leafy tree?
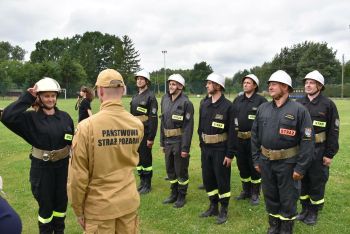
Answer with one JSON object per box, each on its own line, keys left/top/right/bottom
{"left": 189, "top": 61, "right": 213, "bottom": 94}
{"left": 0, "top": 61, "right": 14, "bottom": 96}
{"left": 30, "top": 38, "right": 69, "bottom": 62}
{"left": 0, "top": 41, "right": 26, "bottom": 61}
{"left": 59, "top": 52, "right": 87, "bottom": 96}
{"left": 344, "top": 60, "right": 350, "bottom": 84}
{"left": 233, "top": 41, "right": 342, "bottom": 92}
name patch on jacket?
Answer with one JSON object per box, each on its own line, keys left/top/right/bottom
{"left": 284, "top": 114, "right": 295, "bottom": 120}
{"left": 313, "top": 120, "right": 326, "bottom": 128}
{"left": 212, "top": 122, "right": 224, "bottom": 129}
{"left": 279, "top": 128, "right": 296, "bottom": 136}
{"left": 137, "top": 106, "right": 147, "bottom": 113}
{"left": 64, "top": 134, "right": 73, "bottom": 141}
{"left": 98, "top": 129, "right": 140, "bottom": 146}
{"left": 248, "top": 115, "right": 256, "bottom": 120}
{"left": 172, "top": 115, "right": 183, "bottom": 121}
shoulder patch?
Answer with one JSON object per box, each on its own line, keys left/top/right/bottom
{"left": 152, "top": 108, "right": 157, "bottom": 114}
{"left": 185, "top": 112, "right": 191, "bottom": 120}
{"left": 214, "top": 114, "right": 224, "bottom": 120}
{"left": 304, "top": 128, "right": 312, "bottom": 138}
{"left": 335, "top": 119, "right": 340, "bottom": 127}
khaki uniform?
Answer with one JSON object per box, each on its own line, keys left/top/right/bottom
{"left": 68, "top": 100, "right": 144, "bottom": 228}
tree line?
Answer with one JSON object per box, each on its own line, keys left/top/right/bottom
{"left": 1, "top": 37, "right": 349, "bottom": 97}
{"left": 0, "top": 32, "right": 140, "bottom": 97}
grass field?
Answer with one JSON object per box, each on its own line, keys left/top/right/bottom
{"left": 0, "top": 96, "right": 349, "bottom": 234}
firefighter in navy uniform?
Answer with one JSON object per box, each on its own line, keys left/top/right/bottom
{"left": 160, "top": 74, "right": 194, "bottom": 208}
{"left": 251, "top": 70, "right": 314, "bottom": 234}
{"left": 296, "top": 70, "right": 339, "bottom": 225}
{"left": 197, "top": 94, "right": 211, "bottom": 190}
{"left": 232, "top": 74, "right": 267, "bottom": 205}
{"left": 130, "top": 70, "right": 158, "bottom": 194}
{"left": 198, "top": 73, "right": 238, "bottom": 224}
{"left": 1, "top": 77, "right": 74, "bottom": 234}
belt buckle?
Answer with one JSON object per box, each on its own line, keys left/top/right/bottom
{"left": 42, "top": 153, "right": 50, "bottom": 161}
{"left": 266, "top": 149, "right": 271, "bottom": 158}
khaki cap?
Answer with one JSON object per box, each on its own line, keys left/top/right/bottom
{"left": 95, "top": 69, "right": 125, "bottom": 88}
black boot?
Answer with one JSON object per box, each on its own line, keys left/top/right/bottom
{"left": 303, "top": 205, "right": 318, "bottom": 225}
{"left": 267, "top": 216, "right": 280, "bottom": 234}
{"left": 174, "top": 183, "right": 188, "bottom": 208}
{"left": 39, "top": 221, "right": 54, "bottom": 234}
{"left": 139, "top": 173, "right": 152, "bottom": 194}
{"left": 235, "top": 181, "right": 251, "bottom": 200}
{"left": 296, "top": 203, "right": 309, "bottom": 221}
{"left": 250, "top": 183, "right": 260, "bottom": 206}
{"left": 137, "top": 174, "right": 145, "bottom": 192}
{"left": 52, "top": 216, "right": 65, "bottom": 234}
{"left": 216, "top": 204, "right": 228, "bottom": 224}
{"left": 280, "top": 220, "right": 294, "bottom": 234}
{"left": 173, "top": 193, "right": 186, "bottom": 208}
{"left": 200, "top": 196, "right": 219, "bottom": 217}
{"left": 163, "top": 183, "right": 178, "bottom": 204}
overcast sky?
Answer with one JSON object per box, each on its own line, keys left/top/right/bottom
{"left": 1, "top": 0, "right": 349, "bottom": 77}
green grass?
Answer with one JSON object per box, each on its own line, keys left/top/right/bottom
{"left": 0, "top": 96, "right": 349, "bottom": 234}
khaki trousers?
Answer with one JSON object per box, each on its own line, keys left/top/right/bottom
{"left": 84, "top": 211, "right": 139, "bottom": 234}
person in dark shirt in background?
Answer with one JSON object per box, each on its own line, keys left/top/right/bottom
{"left": 76, "top": 86, "right": 94, "bottom": 123}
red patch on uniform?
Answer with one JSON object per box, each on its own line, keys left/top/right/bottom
{"left": 279, "top": 128, "right": 296, "bottom": 136}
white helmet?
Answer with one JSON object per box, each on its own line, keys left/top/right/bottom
{"left": 268, "top": 70, "right": 293, "bottom": 90}
{"left": 36, "top": 77, "right": 61, "bottom": 93}
{"left": 304, "top": 70, "right": 324, "bottom": 86}
{"left": 243, "top": 74, "right": 259, "bottom": 87}
{"left": 135, "top": 70, "right": 151, "bottom": 82}
{"left": 206, "top": 73, "right": 225, "bottom": 89}
{"left": 168, "top": 74, "right": 185, "bottom": 87}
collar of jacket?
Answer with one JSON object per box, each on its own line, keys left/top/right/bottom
{"left": 241, "top": 92, "right": 257, "bottom": 102}
{"left": 167, "top": 90, "right": 183, "bottom": 102}
{"left": 301, "top": 93, "right": 323, "bottom": 105}
{"left": 209, "top": 93, "right": 225, "bottom": 108}
{"left": 272, "top": 97, "right": 290, "bottom": 108}
{"left": 37, "top": 106, "right": 61, "bottom": 120}
{"left": 100, "top": 100, "right": 123, "bottom": 111}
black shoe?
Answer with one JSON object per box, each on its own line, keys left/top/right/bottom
{"left": 296, "top": 205, "right": 309, "bottom": 221}
{"left": 216, "top": 206, "right": 228, "bottom": 224}
{"left": 267, "top": 216, "right": 280, "bottom": 234}
{"left": 139, "top": 186, "right": 151, "bottom": 194}
{"left": 235, "top": 191, "right": 251, "bottom": 200}
{"left": 250, "top": 194, "right": 259, "bottom": 206}
{"left": 163, "top": 194, "right": 177, "bottom": 204}
{"left": 280, "top": 220, "right": 294, "bottom": 234}
{"left": 303, "top": 206, "right": 318, "bottom": 225}
{"left": 199, "top": 203, "right": 219, "bottom": 217}
{"left": 173, "top": 194, "right": 186, "bottom": 208}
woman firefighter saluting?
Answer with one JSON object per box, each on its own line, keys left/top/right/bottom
{"left": 1, "top": 77, "right": 74, "bottom": 234}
